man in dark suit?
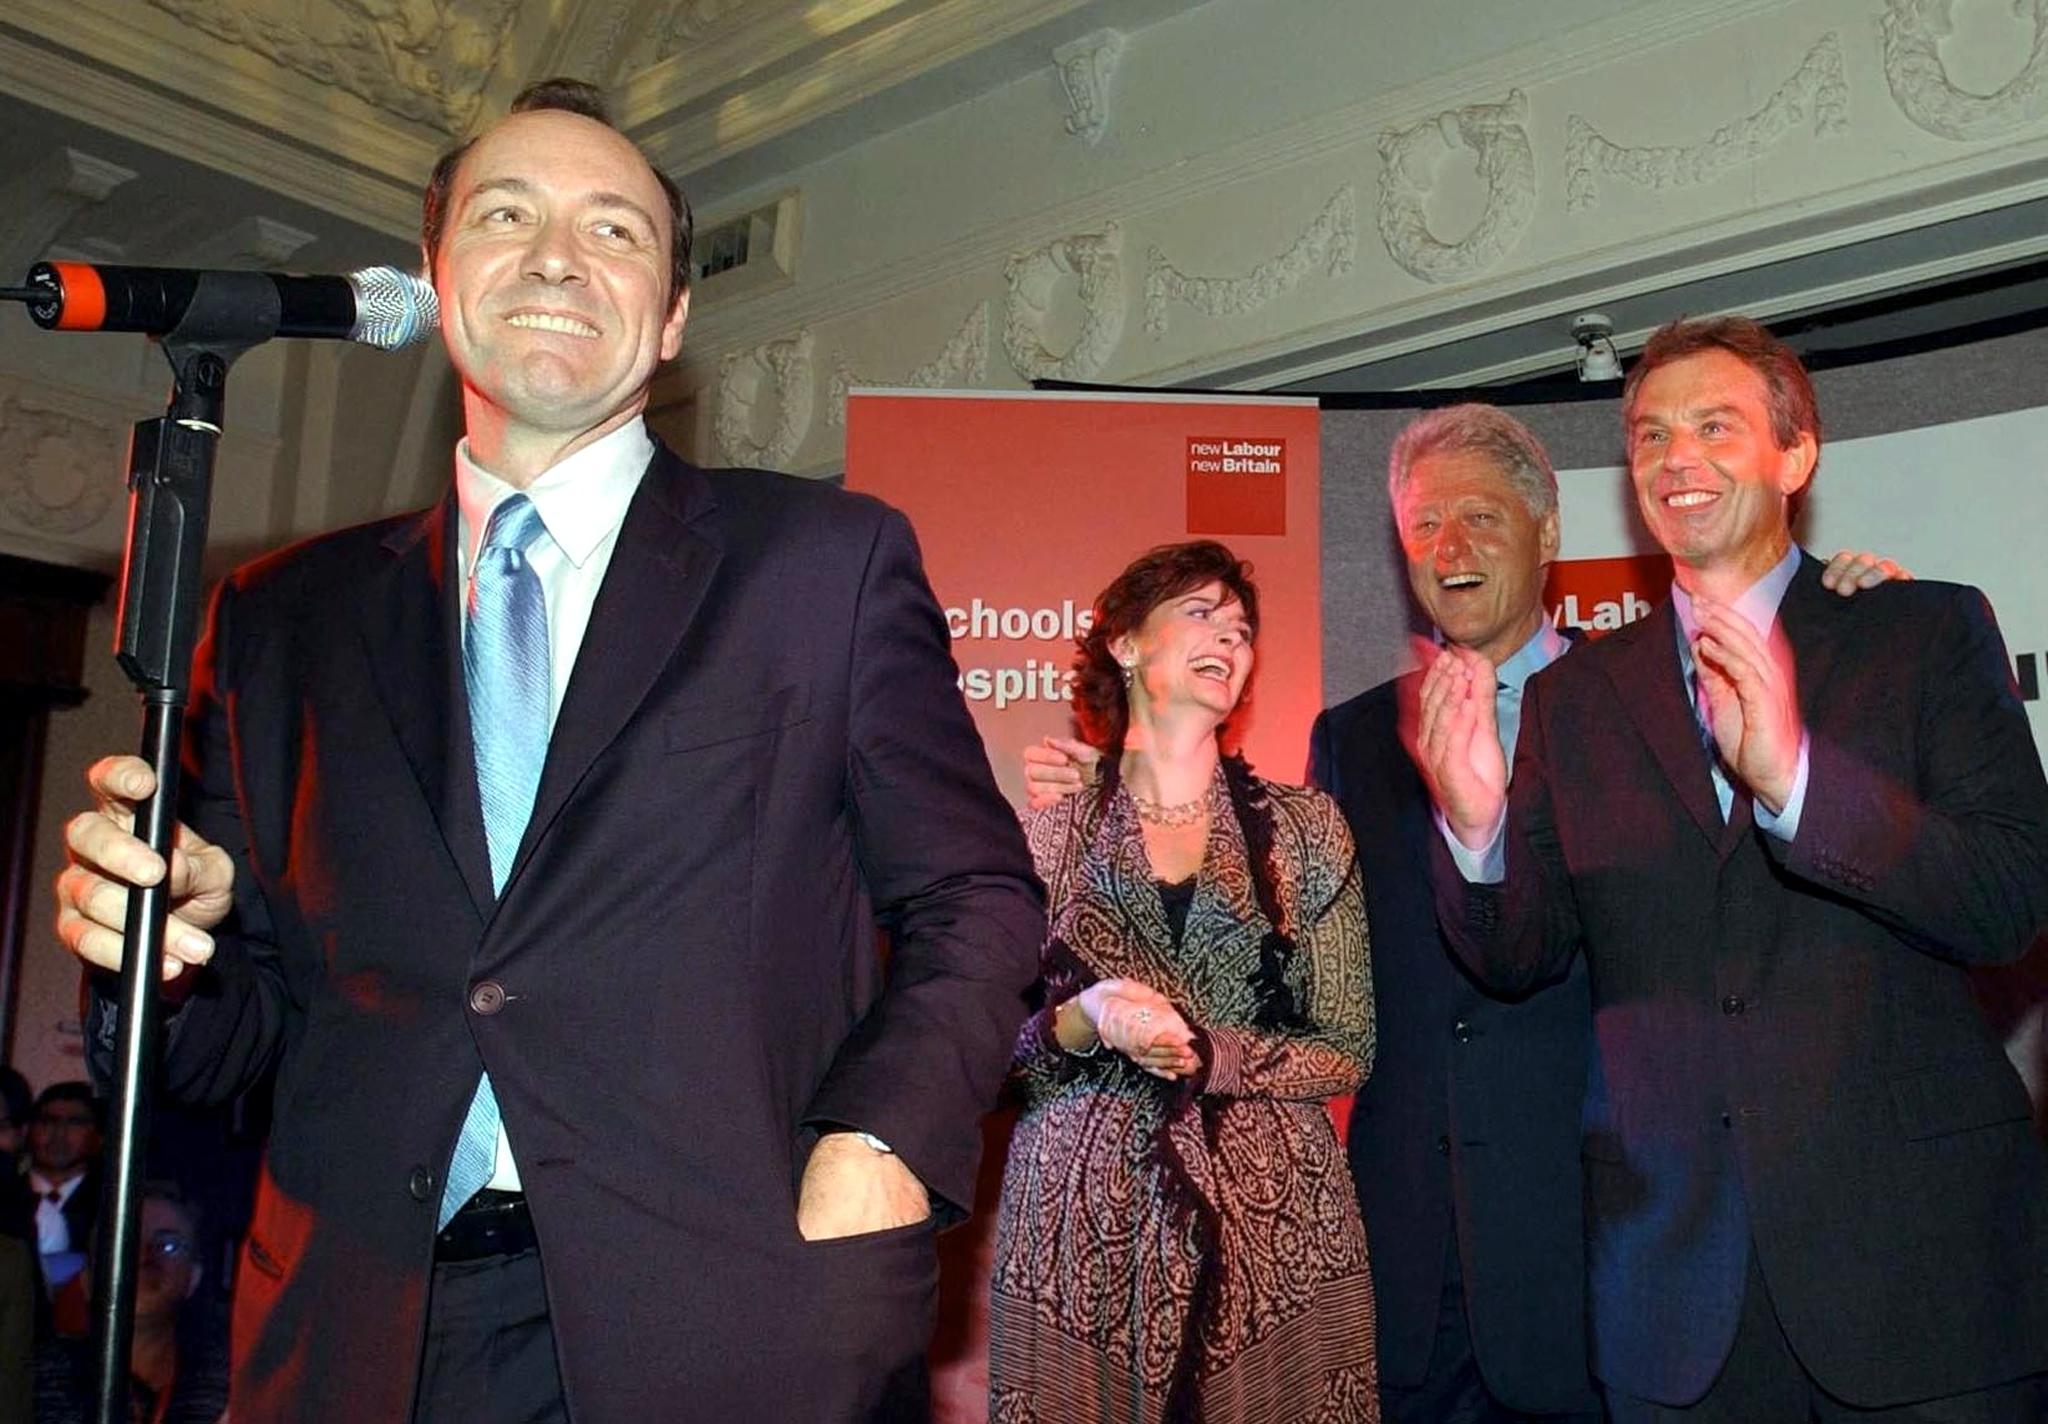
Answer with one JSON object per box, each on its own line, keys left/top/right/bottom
{"left": 1311, "top": 405, "right": 1600, "bottom": 1424}
{"left": 10, "top": 1084, "right": 103, "bottom": 1301}
{"left": 1423, "top": 316, "right": 2048, "bottom": 1421}
{"left": 53, "top": 78, "right": 1043, "bottom": 1423}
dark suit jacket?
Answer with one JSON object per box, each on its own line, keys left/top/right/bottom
{"left": 90, "top": 446, "right": 1044, "bottom": 1423}
{"left": 0, "top": 1167, "right": 99, "bottom": 1259}
{"left": 1437, "top": 555, "right": 2048, "bottom": 1408}
{"left": 1312, "top": 675, "right": 1595, "bottom": 1415}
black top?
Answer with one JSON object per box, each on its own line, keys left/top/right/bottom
{"left": 1156, "top": 877, "right": 1196, "bottom": 947}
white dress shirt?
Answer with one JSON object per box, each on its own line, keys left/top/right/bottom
{"left": 28, "top": 1171, "right": 82, "bottom": 1254}
{"left": 453, "top": 417, "right": 655, "bottom": 1190}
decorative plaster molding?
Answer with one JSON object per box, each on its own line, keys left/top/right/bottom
{"left": 1052, "top": 28, "right": 1124, "bottom": 145}
{"left": 144, "top": 0, "right": 520, "bottom": 134}
{"left": 179, "top": 216, "right": 318, "bottom": 269}
{"left": 680, "top": 0, "right": 2048, "bottom": 393}
{"left": 0, "top": 24, "right": 425, "bottom": 241}
{"left": 629, "top": 0, "right": 1098, "bottom": 176}
{"left": 715, "top": 328, "right": 815, "bottom": 469}
{"left": 1881, "top": 0, "right": 2048, "bottom": 141}
{"left": 629, "top": 0, "right": 753, "bottom": 76}
{"left": 1002, "top": 224, "right": 1125, "bottom": 381}
{"left": 554, "top": 1, "right": 634, "bottom": 81}
{"left": 1376, "top": 89, "right": 1536, "bottom": 285}
{"left": 650, "top": 0, "right": 1849, "bottom": 351}
{"left": 0, "top": 146, "right": 136, "bottom": 282}
{"left": 1143, "top": 186, "right": 1355, "bottom": 337}
{"left": 1567, "top": 33, "right": 1847, "bottom": 211}
{"left": 826, "top": 303, "right": 989, "bottom": 428}
{"left": 0, "top": 395, "right": 122, "bottom": 538}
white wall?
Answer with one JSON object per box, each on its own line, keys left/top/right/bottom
{"left": 672, "top": 0, "right": 2048, "bottom": 472}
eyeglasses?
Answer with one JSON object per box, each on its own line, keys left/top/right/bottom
{"left": 143, "top": 1233, "right": 194, "bottom": 1263}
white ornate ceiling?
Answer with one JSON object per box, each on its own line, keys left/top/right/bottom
{"left": 0, "top": 0, "right": 1181, "bottom": 273}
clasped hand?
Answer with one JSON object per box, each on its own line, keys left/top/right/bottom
{"left": 1076, "top": 978, "right": 1200, "bottom": 1080}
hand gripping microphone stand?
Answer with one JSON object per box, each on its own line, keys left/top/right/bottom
{"left": 0, "top": 262, "right": 431, "bottom": 1424}
{"left": 91, "top": 273, "right": 279, "bottom": 1424}
{"left": 3, "top": 259, "right": 435, "bottom": 1423}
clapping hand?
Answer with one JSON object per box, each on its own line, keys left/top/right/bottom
{"left": 1691, "top": 598, "right": 1803, "bottom": 814}
{"left": 1415, "top": 644, "right": 1507, "bottom": 848}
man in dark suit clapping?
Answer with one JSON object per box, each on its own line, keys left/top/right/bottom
{"left": 1425, "top": 317, "right": 2048, "bottom": 1422}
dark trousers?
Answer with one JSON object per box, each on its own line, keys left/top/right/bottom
{"left": 1605, "top": 1251, "right": 2046, "bottom": 1424}
{"left": 410, "top": 1247, "right": 568, "bottom": 1424}
{"left": 1381, "top": 1232, "right": 1603, "bottom": 1424}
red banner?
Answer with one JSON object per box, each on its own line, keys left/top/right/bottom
{"left": 846, "top": 391, "right": 1324, "bottom": 802}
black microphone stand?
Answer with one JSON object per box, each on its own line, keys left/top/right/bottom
{"left": 90, "top": 273, "right": 282, "bottom": 1424}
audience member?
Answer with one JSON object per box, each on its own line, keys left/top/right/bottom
{"left": 34, "top": 1181, "right": 229, "bottom": 1424}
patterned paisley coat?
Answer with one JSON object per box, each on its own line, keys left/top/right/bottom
{"left": 989, "top": 767, "right": 1379, "bottom": 1423}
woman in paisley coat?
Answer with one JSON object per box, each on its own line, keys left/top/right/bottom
{"left": 989, "top": 540, "right": 1378, "bottom": 1424}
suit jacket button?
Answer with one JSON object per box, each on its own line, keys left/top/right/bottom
{"left": 1452, "top": 1019, "right": 1473, "bottom": 1043}
{"left": 1436, "top": 1134, "right": 1450, "bottom": 1155}
{"left": 1721, "top": 994, "right": 1746, "bottom": 1016}
{"left": 469, "top": 981, "right": 507, "bottom": 1016}
{"left": 408, "top": 1166, "right": 436, "bottom": 1202}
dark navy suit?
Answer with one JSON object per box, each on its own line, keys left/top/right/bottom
{"left": 1436, "top": 558, "right": 2048, "bottom": 1409}
{"left": 1313, "top": 664, "right": 1598, "bottom": 1420}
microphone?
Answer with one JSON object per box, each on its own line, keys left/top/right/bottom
{"left": 2, "top": 262, "right": 440, "bottom": 350}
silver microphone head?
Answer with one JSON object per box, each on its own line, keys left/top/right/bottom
{"left": 347, "top": 266, "right": 440, "bottom": 350}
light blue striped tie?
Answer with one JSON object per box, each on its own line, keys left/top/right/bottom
{"left": 442, "top": 493, "right": 550, "bottom": 1229}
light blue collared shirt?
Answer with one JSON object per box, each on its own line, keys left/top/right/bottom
{"left": 1493, "top": 619, "right": 1573, "bottom": 767}
{"left": 1670, "top": 541, "right": 1810, "bottom": 839}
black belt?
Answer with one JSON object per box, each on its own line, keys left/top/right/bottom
{"left": 434, "top": 1188, "right": 536, "bottom": 1263}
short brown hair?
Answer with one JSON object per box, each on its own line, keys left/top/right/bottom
{"left": 1623, "top": 315, "right": 1821, "bottom": 463}
{"left": 420, "top": 78, "right": 694, "bottom": 305}
{"left": 1071, "top": 540, "right": 1260, "bottom": 755}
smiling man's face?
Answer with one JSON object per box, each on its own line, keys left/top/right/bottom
{"left": 1626, "top": 347, "right": 1814, "bottom": 585}
{"left": 432, "top": 107, "right": 688, "bottom": 477}
{"left": 1396, "top": 447, "right": 1559, "bottom": 666}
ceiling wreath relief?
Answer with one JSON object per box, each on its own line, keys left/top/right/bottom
{"left": 715, "top": 328, "right": 815, "bottom": 470}
{"left": 0, "top": 394, "right": 122, "bottom": 538}
{"left": 146, "top": 0, "right": 520, "bottom": 133}
{"left": 826, "top": 303, "right": 990, "bottom": 429}
{"left": 1002, "top": 223, "right": 1126, "bottom": 381}
{"left": 1376, "top": 89, "right": 1535, "bottom": 285}
{"left": 1566, "top": 33, "right": 1847, "bottom": 211}
{"left": 1881, "top": 0, "right": 2048, "bottom": 140}
{"left": 1143, "top": 185, "right": 1355, "bottom": 337}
